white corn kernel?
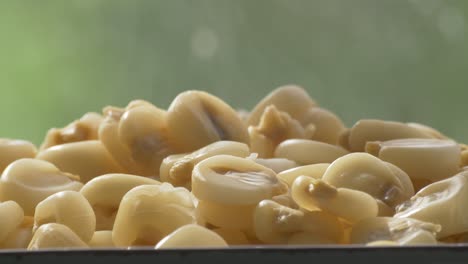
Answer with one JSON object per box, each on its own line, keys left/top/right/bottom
{"left": 166, "top": 91, "right": 249, "bottom": 153}
{"left": 247, "top": 85, "right": 316, "bottom": 127}
{"left": 40, "top": 112, "right": 103, "bottom": 150}
{"left": 350, "top": 217, "right": 440, "bottom": 245}
{"left": 300, "top": 107, "right": 346, "bottom": 145}
{"left": 366, "top": 139, "right": 461, "bottom": 186}
{"left": 322, "top": 153, "right": 414, "bottom": 208}
{"left": 292, "top": 176, "right": 378, "bottom": 223}
{"left": 342, "top": 119, "right": 434, "bottom": 152}
{"left": 254, "top": 200, "right": 344, "bottom": 244}
{"left": 0, "top": 159, "right": 83, "bottom": 216}
{"left": 0, "top": 139, "right": 37, "bottom": 175}
{"left": 0, "top": 201, "right": 24, "bottom": 244}
{"left": 276, "top": 163, "right": 329, "bottom": 187}
{"left": 395, "top": 171, "right": 468, "bottom": 238}
{"left": 160, "top": 141, "right": 249, "bottom": 188}
{"left": 275, "top": 139, "right": 349, "bottom": 165}
{"left": 248, "top": 105, "right": 309, "bottom": 158}
{"left": 36, "top": 140, "right": 125, "bottom": 183}
{"left": 155, "top": 224, "right": 228, "bottom": 249}
{"left": 88, "top": 231, "right": 115, "bottom": 248}
{"left": 33, "top": 191, "right": 95, "bottom": 242}
{"left": 80, "top": 173, "right": 161, "bottom": 230}
{"left": 112, "top": 183, "right": 197, "bottom": 247}
{"left": 28, "top": 223, "right": 88, "bottom": 250}
{"left": 192, "top": 155, "right": 287, "bottom": 205}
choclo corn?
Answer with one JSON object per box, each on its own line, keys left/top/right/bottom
{"left": 0, "top": 85, "right": 467, "bottom": 250}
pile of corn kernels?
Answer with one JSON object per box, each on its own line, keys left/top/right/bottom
{"left": 1, "top": 85, "right": 468, "bottom": 250}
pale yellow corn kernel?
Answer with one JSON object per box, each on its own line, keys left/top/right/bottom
{"left": 291, "top": 176, "right": 378, "bottom": 223}
{"left": 366, "top": 240, "right": 399, "bottom": 246}
{"left": 196, "top": 200, "right": 255, "bottom": 231}
{"left": 0, "top": 159, "right": 83, "bottom": 216}
{"left": 343, "top": 119, "right": 434, "bottom": 152}
{"left": 33, "top": 191, "right": 95, "bottom": 243}
{"left": 80, "top": 173, "right": 161, "bottom": 230}
{"left": 253, "top": 200, "right": 344, "bottom": 244}
{"left": 0, "top": 138, "right": 37, "bottom": 174}
{"left": 0, "top": 216, "right": 34, "bottom": 249}
{"left": 166, "top": 91, "right": 249, "bottom": 153}
{"left": 350, "top": 217, "right": 440, "bottom": 245}
{"left": 300, "top": 107, "right": 346, "bottom": 145}
{"left": 252, "top": 158, "right": 298, "bottom": 173}
{"left": 395, "top": 171, "right": 468, "bottom": 238}
{"left": 191, "top": 155, "right": 287, "bottom": 205}
{"left": 88, "top": 231, "right": 115, "bottom": 248}
{"left": 112, "top": 183, "right": 197, "bottom": 247}
{"left": 276, "top": 163, "right": 329, "bottom": 187}
{"left": 212, "top": 228, "right": 250, "bottom": 245}
{"left": 0, "top": 201, "right": 24, "bottom": 244}
{"left": 247, "top": 85, "right": 316, "bottom": 127}
{"left": 366, "top": 139, "right": 461, "bottom": 184}
{"left": 247, "top": 105, "right": 309, "bottom": 158}
{"left": 160, "top": 141, "right": 250, "bottom": 188}
{"left": 248, "top": 126, "right": 276, "bottom": 158}
{"left": 118, "top": 105, "right": 176, "bottom": 176}
{"left": 40, "top": 112, "right": 103, "bottom": 151}
{"left": 28, "top": 223, "right": 89, "bottom": 250}
{"left": 275, "top": 139, "right": 349, "bottom": 165}
{"left": 321, "top": 153, "right": 414, "bottom": 208}
{"left": 155, "top": 224, "right": 228, "bottom": 249}
{"left": 99, "top": 106, "right": 146, "bottom": 176}
{"left": 36, "top": 140, "right": 125, "bottom": 183}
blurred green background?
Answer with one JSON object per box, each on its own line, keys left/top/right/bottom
{"left": 1, "top": 0, "right": 467, "bottom": 145}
